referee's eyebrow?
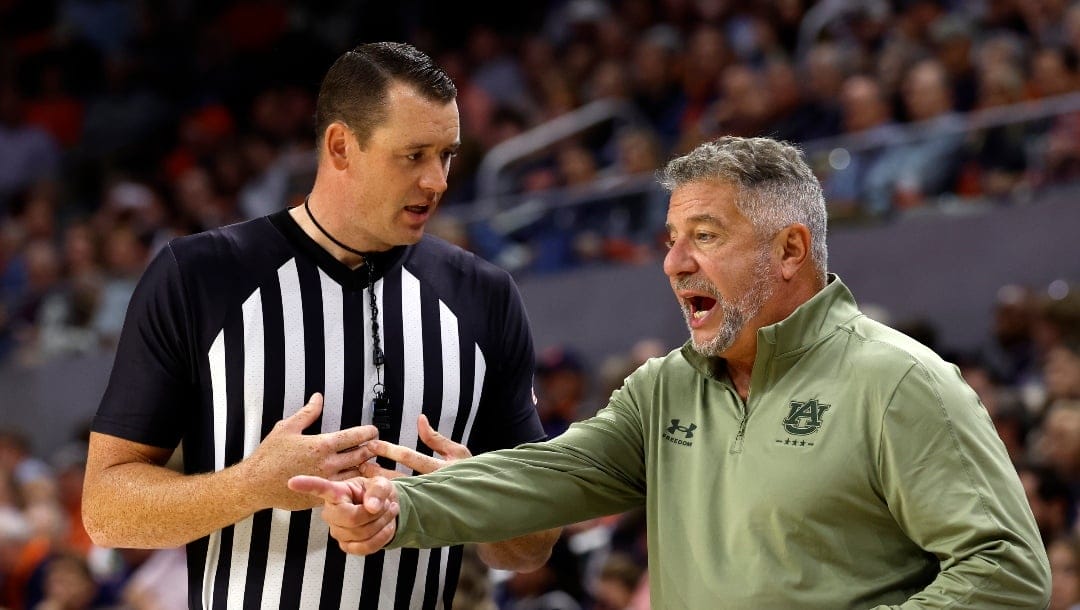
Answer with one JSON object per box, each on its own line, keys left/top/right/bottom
{"left": 403, "top": 141, "right": 461, "bottom": 151}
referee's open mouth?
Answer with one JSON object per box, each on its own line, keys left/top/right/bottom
{"left": 404, "top": 203, "right": 433, "bottom": 222}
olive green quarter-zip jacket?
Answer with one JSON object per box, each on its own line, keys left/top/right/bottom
{"left": 389, "top": 277, "right": 1050, "bottom": 609}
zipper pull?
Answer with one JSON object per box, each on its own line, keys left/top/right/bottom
{"left": 730, "top": 415, "right": 748, "bottom": 454}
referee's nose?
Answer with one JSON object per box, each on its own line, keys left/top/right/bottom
{"left": 418, "top": 157, "right": 449, "bottom": 196}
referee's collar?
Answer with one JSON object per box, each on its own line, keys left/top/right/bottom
{"left": 269, "top": 209, "right": 408, "bottom": 290}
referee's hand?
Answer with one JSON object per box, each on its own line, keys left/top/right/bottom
{"left": 360, "top": 414, "right": 471, "bottom": 478}
{"left": 243, "top": 393, "right": 379, "bottom": 511}
{"left": 287, "top": 474, "right": 399, "bottom": 555}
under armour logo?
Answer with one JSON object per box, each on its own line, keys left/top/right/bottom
{"left": 666, "top": 419, "right": 697, "bottom": 439}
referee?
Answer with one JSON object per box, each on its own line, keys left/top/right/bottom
{"left": 82, "top": 42, "right": 558, "bottom": 609}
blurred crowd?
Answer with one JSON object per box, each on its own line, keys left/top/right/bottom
{"left": 5, "top": 0, "right": 1080, "bottom": 364}
{"left": 3, "top": 0, "right": 1080, "bottom": 608}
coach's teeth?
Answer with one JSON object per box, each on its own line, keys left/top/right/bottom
{"left": 693, "top": 310, "right": 708, "bottom": 320}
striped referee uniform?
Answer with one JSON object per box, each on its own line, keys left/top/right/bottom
{"left": 93, "top": 210, "right": 545, "bottom": 609}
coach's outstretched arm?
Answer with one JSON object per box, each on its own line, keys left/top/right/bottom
{"left": 293, "top": 393, "right": 648, "bottom": 555}
{"left": 338, "top": 413, "right": 560, "bottom": 572}
{"left": 83, "top": 393, "right": 378, "bottom": 549}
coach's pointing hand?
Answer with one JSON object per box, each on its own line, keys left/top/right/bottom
{"left": 288, "top": 475, "right": 399, "bottom": 555}
{"left": 243, "top": 393, "right": 379, "bottom": 511}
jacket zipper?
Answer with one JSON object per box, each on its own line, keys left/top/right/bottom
{"left": 730, "top": 413, "right": 748, "bottom": 454}
{"left": 730, "top": 393, "right": 749, "bottom": 454}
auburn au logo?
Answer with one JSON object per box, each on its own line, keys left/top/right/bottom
{"left": 782, "top": 399, "right": 830, "bottom": 435}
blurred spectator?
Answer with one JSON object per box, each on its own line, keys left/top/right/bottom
{"left": 678, "top": 25, "right": 727, "bottom": 131}
{"left": 5, "top": 239, "right": 63, "bottom": 362}
{"left": 2, "top": 506, "right": 52, "bottom": 610}
{"left": 590, "top": 553, "right": 643, "bottom": 610}
{"left": 115, "top": 548, "right": 187, "bottom": 610}
{"left": 468, "top": 25, "right": 531, "bottom": 112}
{"left": 783, "top": 41, "right": 847, "bottom": 141}
{"left": 58, "top": 0, "right": 136, "bottom": 56}
{"left": 958, "top": 357, "right": 1030, "bottom": 462}
{"left": 1046, "top": 347, "right": 1080, "bottom": 402}
{"left": 630, "top": 25, "right": 685, "bottom": 149}
{"left": 821, "top": 74, "right": 904, "bottom": 218}
{"left": 982, "top": 284, "right": 1040, "bottom": 387}
{"left": 452, "top": 545, "right": 498, "bottom": 610}
{"left": 929, "top": 14, "right": 978, "bottom": 113}
{"left": 34, "top": 551, "right": 102, "bottom": 610}
{"left": 863, "top": 58, "right": 965, "bottom": 214}
{"left": 50, "top": 443, "right": 90, "bottom": 557}
{"left": 535, "top": 346, "right": 589, "bottom": 439}
{"left": 238, "top": 136, "right": 318, "bottom": 221}
{"left": 692, "top": 63, "right": 770, "bottom": 146}
{"left": 500, "top": 535, "right": 585, "bottom": 610}
{"left": 958, "top": 62, "right": 1030, "bottom": 199}
{"left": 23, "top": 62, "right": 85, "bottom": 149}
{"left": 28, "top": 222, "right": 102, "bottom": 362}
{"left": 0, "top": 507, "right": 32, "bottom": 609}
{"left": 77, "top": 53, "right": 171, "bottom": 162}
{"left": 1019, "top": 464, "right": 1072, "bottom": 545}
{"left": 1048, "top": 534, "right": 1080, "bottom": 610}
{"left": 0, "top": 86, "right": 60, "bottom": 212}
{"left": 90, "top": 224, "right": 147, "bottom": 347}
{"left": 598, "top": 338, "right": 669, "bottom": 408}
{"left": 0, "top": 429, "right": 53, "bottom": 507}
{"left": 1038, "top": 400, "right": 1080, "bottom": 497}
{"left": 1035, "top": 282, "right": 1080, "bottom": 357}
{"left": 586, "top": 59, "right": 634, "bottom": 105}
{"left": 592, "top": 126, "right": 668, "bottom": 259}
{"left": 1029, "top": 46, "right": 1078, "bottom": 100}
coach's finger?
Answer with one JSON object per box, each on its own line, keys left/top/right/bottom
{"left": 288, "top": 475, "right": 355, "bottom": 505}
{"left": 338, "top": 505, "right": 399, "bottom": 556}
{"left": 327, "top": 501, "right": 399, "bottom": 542}
{"left": 367, "top": 440, "right": 442, "bottom": 475}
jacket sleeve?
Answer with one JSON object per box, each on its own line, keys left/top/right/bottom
{"left": 871, "top": 362, "right": 1050, "bottom": 609}
{"left": 387, "top": 390, "right": 647, "bottom": 549}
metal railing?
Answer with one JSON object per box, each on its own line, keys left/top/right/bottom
{"left": 473, "top": 98, "right": 648, "bottom": 215}
{"left": 461, "top": 90, "right": 1080, "bottom": 239}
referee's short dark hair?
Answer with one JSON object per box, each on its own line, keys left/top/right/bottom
{"left": 315, "top": 42, "right": 457, "bottom": 145}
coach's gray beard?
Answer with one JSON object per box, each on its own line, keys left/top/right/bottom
{"left": 678, "top": 254, "right": 774, "bottom": 358}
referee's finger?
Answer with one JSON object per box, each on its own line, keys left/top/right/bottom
{"left": 359, "top": 462, "right": 406, "bottom": 480}
{"left": 329, "top": 425, "right": 379, "bottom": 453}
{"left": 417, "top": 414, "right": 470, "bottom": 460}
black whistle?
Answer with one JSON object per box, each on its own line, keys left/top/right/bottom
{"left": 372, "top": 393, "right": 392, "bottom": 432}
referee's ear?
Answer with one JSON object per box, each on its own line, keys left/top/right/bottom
{"left": 324, "top": 122, "right": 352, "bottom": 171}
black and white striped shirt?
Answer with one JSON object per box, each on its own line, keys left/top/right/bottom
{"left": 93, "top": 210, "right": 545, "bottom": 609}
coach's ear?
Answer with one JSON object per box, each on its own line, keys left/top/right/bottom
{"left": 776, "top": 223, "right": 810, "bottom": 281}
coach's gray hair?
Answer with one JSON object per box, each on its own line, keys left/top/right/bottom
{"left": 659, "top": 136, "right": 828, "bottom": 284}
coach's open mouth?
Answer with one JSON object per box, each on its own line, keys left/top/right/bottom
{"left": 689, "top": 296, "right": 717, "bottom": 321}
